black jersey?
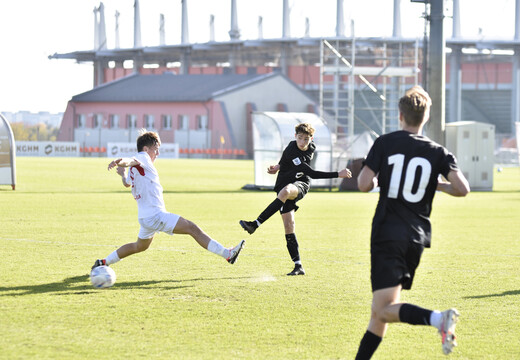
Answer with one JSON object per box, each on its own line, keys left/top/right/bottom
{"left": 274, "top": 140, "right": 339, "bottom": 193}
{"left": 364, "top": 130, "right": 459, "bottom": 248}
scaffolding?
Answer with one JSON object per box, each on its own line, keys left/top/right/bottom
{"left": 319, "top": 38, "right": 420, "bottom": 163}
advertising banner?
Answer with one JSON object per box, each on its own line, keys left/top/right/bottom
{"left": 0, "top": 114, "right": 16, "bottom": 189}
{"left": 16, "top": 141, "right": 80, "bottom": 157}
{"left": 107, "top": 142, "right": 179, "bottom": 159}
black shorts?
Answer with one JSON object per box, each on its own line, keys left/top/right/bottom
{"left": 279, "top": 181, "right": 308, "bottom": 214}
{"left": 370, "top": 239, "right": 424, "bottom": 292}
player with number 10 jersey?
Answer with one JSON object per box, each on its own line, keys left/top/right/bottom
{"left": 364, "top": 131, "right": 459, "bottom": 248}
{"left": 354, "top": 86, "right": 470, "bottom": 359}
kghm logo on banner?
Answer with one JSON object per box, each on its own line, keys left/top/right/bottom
{"left": 16, "top": 141, "right": 80, "bottom": 157}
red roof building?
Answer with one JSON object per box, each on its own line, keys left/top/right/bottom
{"left": 58, "top": 72, "right": 319, "bottom": 157}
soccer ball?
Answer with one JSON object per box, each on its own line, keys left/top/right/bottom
{"left": 90, "top": 265, "right": 116, "bottom": 288}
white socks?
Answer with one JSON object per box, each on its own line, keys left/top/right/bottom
{"left": 430, "top": 310, "right": 442, "bottom": 330}
{"left": 207, "top": 239, "right": 228, "bottom": 259}
{"left": 104, "top": 240, "right": 229, "bottom": 264}
{"left": 105, "top": 250, "right": 121, "bottom": 265}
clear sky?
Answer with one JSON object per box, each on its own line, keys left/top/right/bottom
{"left": 0, "top": 0, "right": 516, "bottom": 114}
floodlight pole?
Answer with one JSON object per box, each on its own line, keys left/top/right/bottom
{"left": 428, "top": 0, "right": 446, "bottom": 146}
{"left": 421, "top": 4, "right": 429, "bottom": 90}
{"left": 412, "top": 0, "right": 446, "bottom": 145}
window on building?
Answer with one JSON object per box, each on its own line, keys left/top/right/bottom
{"left": 127, "top": 114, "right": 137, "bottom": 129}
{"left": 77, "top": 114, "right": 86, "bottom": 128}
{"left": 178, "top": 115, "right": 189, "bottom": 130}
{"left": 93, "top": 114, "right": 103, "bottom": 128}
{"left": 109, "top": 114, "right": 119, "bottom": 129}
{"left": 197, "top": 115, "right": 208, "bottom": 130}
{"left": 162, "top": 115, "right": 172, "bottom": 130}
{"left": 144, "top": 114, "right": 155, "bottom": 129}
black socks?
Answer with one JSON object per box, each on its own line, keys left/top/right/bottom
{"left": 355, "top": 331, "right": 382, "bottom": 360}
{"left": 355, "top": 305, "right": 433, "bottom": 359}
{"left": 285, "top": 233, "right": 300, "bottom": 263}
{"left": 257, "top": 198, "right": 284, "bottom": 224}
{"left": 399, "top": 304, "right": 432, "bottom": 326}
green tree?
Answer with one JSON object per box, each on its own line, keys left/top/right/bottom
{"left": 10, "top": 122, "right": 58, "bottom": 141}
{"left": 10, "top": 122, "right": 30, "bottom": 140}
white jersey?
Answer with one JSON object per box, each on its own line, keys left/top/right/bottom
{"left": 126, "top": 152, "right": 167, "bottom": 219}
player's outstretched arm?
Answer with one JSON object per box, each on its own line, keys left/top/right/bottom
{"left": 338, "top": 168, "right": 352, "bottom": 178}
{"left": 108, "top": 157, "right": 139, "bottom": 171}
{"left": 437, "top": 170, "right": 470, "bottom": 197}
{"left": 294, "top": 161, "right": 344, "bottom": 180}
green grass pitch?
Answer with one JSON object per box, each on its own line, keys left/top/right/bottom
{"left": 1, "top": 157, "right": 519, "bottom": 359}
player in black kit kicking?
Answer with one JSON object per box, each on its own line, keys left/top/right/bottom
{"left": 354, "top": 86, "right": 470, "bottom": 359}
{"left": 239, "top": 123, "right": 352, "bottom": 275}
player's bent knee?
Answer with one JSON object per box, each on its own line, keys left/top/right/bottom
{"left": 371, "top": 304, "right": 387, "bottom": 322}
{"left": 372, "top": 305, "right": 398, "bottom": 323}
{"left": 278, "top": 187, "right": 290, "bottom": 199}
{"left": 371, "top": 309, "right": 388, "bottom": 323}
{"left": 278, "top": 186, "right": 297, "bottom": 201}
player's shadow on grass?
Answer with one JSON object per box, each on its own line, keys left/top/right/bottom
{"left": 0, "top": 274, "right": 255, "bottom": 296}
{"left": 0, "top": 274, "right": 93, "bottom": 296}
{"left": 0, "top": 274, "right": 192, "bottom": 296}
{"left": 464, "top": 289, "right": 520, "bottom": 299}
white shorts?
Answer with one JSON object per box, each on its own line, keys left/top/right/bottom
{"left": 138, "top": 211, "right": 181, "bottom": 239}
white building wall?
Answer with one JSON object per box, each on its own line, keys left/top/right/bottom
{"left": 215, "top": 75, "right": 316, "bottom": 151}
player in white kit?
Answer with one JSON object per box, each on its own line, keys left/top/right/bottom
{"left": 92, "top": 130, "right": 244, "bottom": 271}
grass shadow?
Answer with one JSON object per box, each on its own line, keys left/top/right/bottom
{"left": 0, "top": 274, "right": 93, "bottom": 296}
{"left": 0, "top": 274, "right": 258, "bottom": 297}
{"left": 464, "top": 289, "right": 520, "bottom": 299}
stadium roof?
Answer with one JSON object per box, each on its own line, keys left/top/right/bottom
{"left": 71, "top": 72, "right": 280, "bottom": 103}
{"left": 50, "top": 37, "right": 520, "bottom": 65}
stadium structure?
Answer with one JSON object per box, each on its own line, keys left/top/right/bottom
{"left": 50, "top": 0, "right": 520, "bottom": 166}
